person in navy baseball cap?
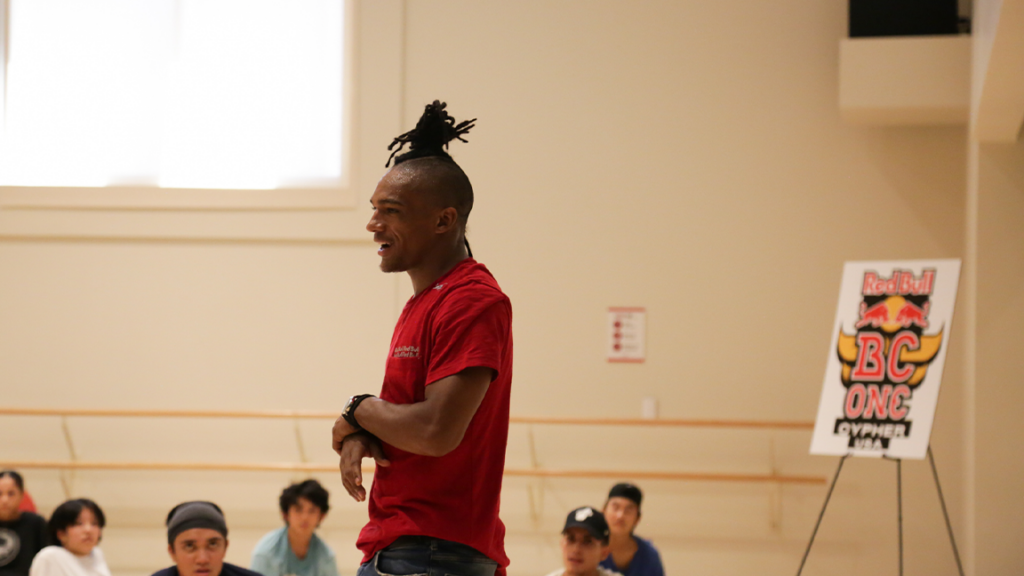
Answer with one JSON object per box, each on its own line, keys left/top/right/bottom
{"left": 600, "top": 484, "right": 664, "bottom": 576}
{"left": 544, "top": 507, "right": 620, "bottom": 576}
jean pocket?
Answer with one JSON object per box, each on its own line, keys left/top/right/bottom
{"left": 375, "top": 551, "right": 429, "bottom": 576}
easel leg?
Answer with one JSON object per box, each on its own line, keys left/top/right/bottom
{"left": 796, "top": 454, "right": 849, "bottom": 576}
{"left": 897, "top": 458, "right": 903, "bottom": 576}
{"left": 928, "top": 446, "right": 966, "bottom": 576}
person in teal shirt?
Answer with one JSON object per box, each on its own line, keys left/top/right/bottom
{"left": 251, "top": 480, "right": 338, "bottom": 576}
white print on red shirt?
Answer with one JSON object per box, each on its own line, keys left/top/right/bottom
{"left": 392, "top": 346, "right": 420, "bottom": 358}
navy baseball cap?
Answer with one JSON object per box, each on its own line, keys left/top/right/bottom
{"left": 562, "top": 506, "right": 610, "bottom": 542}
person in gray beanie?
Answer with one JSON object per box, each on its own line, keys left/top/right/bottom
{"left": 151, "top": 502, "right": 263, "bottom": 576}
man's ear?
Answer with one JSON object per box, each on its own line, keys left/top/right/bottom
{"left": 167, "top": 544, "right": 175, "bottom": 562}
{"left": 600, "top": 543, "right": 611, "bottom": 558}
{"left": 317, "top": 512, "right": 327, "bottom": 528}
{"left": 435, "top": 207, "right": 459, "bottom": 234}
{"left": 224, "top": 539, "right": 229, "bottom": 552}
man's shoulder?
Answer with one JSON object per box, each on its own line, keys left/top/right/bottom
{"left": 542, "top": 569, "right": 565, "bottom": 576}
{"left": 443, "top": 261, "right": 507, "bottom": 298}
{"left": 252, "top": 527, "right": 287, "bottom": 554}
{"left": 17, "top": 512, "right": 46, "bottom": 528}
{"left": 599, "top": 568, "right": 625, "bottom": 576}
{"left": 310, "top": 533, "right": 336, "bottom": 557}
{"left": 33, "top": 546, "right": 69, "bottom": 563}
{"left": 634, "top": 535, "right": 662, "bottom": 556}
{"left": 437, "top": 270, "right": 510, "bottom": 313}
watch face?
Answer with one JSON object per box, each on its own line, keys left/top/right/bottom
{"left": 344, "top": 396, "right": 356, "bottom": 414}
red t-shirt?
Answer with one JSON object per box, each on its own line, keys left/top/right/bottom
{"left": 357, "top": 258, "right": 513, "bottom": 570}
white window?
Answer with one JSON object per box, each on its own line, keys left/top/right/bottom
{"left": 0, "top": 0, "right": 344, "bottom": 190}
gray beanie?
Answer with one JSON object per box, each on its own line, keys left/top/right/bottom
{"left": 166, "top": 501, "right": 228, "bottom": 546}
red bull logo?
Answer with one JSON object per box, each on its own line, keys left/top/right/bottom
{"left": 833, "top": 269, "right": 942, "bottom": 450}
{"left": 854, "top": 299, "right": 930, "bottom": 330}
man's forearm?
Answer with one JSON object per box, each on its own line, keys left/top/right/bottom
{"left": 351, "top": 366, "right": 492, "bottom": 457}
{"left": 355, "top": 397, "right": 459, "bottom": 457}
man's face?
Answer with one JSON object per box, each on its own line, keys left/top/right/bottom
{"left": 560, "top": 527, "right": 609, "bottom": 576}
{"left": 284, "top": 497, "right": 324, "bottom": 538}
{"left": 0, "top": 478, "right": 22, "bottom": 521}
{"left": 366, "top": 169, "right": 443, "bottom": 273}
{"left": 603, "top": 497, "right": 640, "bottom": 536}
{"left": 169, "top": 528, "right": 228, "bottom": 576}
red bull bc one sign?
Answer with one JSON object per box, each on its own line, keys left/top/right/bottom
{"left": 810, "top": 260, "right": 961, "bottom": 459}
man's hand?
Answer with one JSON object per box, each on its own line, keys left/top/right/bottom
{"left": 337, "top": 432, "right": 390, "bottom": 502}
{"left": 332, "top": 414, "right": 359, "bottom": 454}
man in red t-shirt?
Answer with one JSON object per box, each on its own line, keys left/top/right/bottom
{"left": 331, "top": 101, "right": 512, "bottom": 576}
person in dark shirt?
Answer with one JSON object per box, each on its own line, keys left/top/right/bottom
{"left": 0, "top": 470, "right": 48, "bottom": 576}
{"left": 151, "top": 501, "right": 263, "bottom": 576}
{"left": 599, "top": 484, "right": 665, "bottom": 576}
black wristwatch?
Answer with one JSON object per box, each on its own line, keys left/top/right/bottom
{"left": 342, "top": 394, "right": 375, "bottom": 431}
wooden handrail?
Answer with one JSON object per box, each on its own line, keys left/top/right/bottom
{"left": 0, "top": 407, "right": 814, "bottom": 430}
{"left": 0, "top": 460, "right": 825, "bottom": 485}
{"left": 510, "top": 416, "right": 814, "bottom": 430}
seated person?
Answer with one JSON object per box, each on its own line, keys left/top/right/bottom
{"left": 29, "top": 499, "right": 111, "bottom": 576}
{"left": 0, "top": 471, "right": 48, "bottom": 576}
{"left": 545, "top": 507, "right": 620, "bottom": 576}
{"left": 251, "top": 480, "right": 337, "bottom": 576}
{"left": 599, "top": 484, "right": 664, "bottom": 576}
{"left": 154, "top": 501, "right": 262, "bottom": 576}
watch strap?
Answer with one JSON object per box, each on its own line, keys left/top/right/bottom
{"left": 343, "top": 394, "right": 375, "bottom": 431}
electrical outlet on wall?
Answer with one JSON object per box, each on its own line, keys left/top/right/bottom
{"left": 641, "top": 396, "right": 658, "bottom": 419}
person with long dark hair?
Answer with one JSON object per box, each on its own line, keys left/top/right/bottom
{"left": 29, "top": 499, "right": 110, "bottom": 576}
{"left": 0, "top": 471, "right": 48, "bottom": 576}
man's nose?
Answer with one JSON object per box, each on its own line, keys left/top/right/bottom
{"left": 366, "top": 214, "right": 383, "bottom": 233}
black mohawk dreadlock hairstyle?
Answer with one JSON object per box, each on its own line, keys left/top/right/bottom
{"left": 386, "top": 100, "right": 476, "bottom": 168}
{"left": 385, "top": 101, "right": 477, "bottom": 257}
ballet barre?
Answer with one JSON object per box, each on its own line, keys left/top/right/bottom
{"left": 0, "top": 459, "right": 825, "bottom": 485}
{"left": 0, "top": 407, "right": 814, "bottom": 430}
{"left": 0, "top": 407, "right": 825, "bottom": 492}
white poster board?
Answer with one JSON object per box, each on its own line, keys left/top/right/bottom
{"left": 607, "top": 307, "right": 645, "bottom": 363}
{"left": 810, "top": 260, "right": 961, "bottom": 459}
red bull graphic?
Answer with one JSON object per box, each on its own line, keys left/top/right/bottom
{"left": 812, "top": 260, "right": 960, "bottom": 460}
{"left": 833, "top": 269, "right": 942, "bottom": 451}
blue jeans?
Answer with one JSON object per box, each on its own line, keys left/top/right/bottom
{"left": 357, "top": 536, "right": 499, "bottom": 576}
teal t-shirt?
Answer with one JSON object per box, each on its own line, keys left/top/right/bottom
{"left": 250, "top": 527, "right": 338, "bottom": 576}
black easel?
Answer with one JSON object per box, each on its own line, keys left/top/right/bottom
{"left": 795, "top": 446, "right": 965, "bottom": 576}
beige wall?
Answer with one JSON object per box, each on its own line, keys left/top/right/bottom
{"left": 1, "top": 1, "right": 1008, "bottom": 575}
{"left": 971, "top": 140, "right": 1024, "bottom": 575}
